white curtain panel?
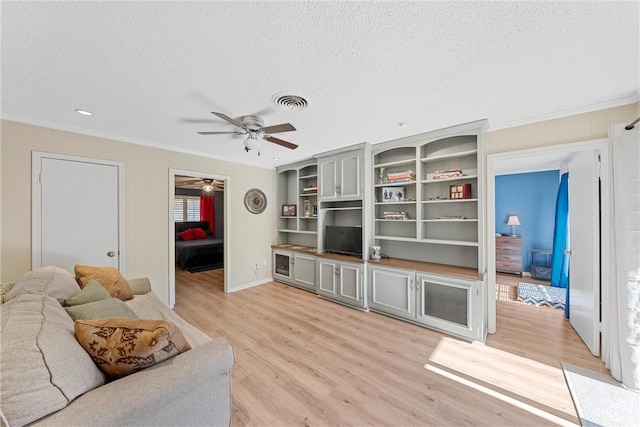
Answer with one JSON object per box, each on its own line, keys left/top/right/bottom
{"left": 605, "top": 122, "right": 640, "bottom": 391}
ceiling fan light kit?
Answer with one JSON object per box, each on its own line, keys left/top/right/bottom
{"left": 198, "top": 111, "right": 299, "bottom": 154}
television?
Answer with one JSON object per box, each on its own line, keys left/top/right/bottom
{"left": 325, "top": 225, "right": 362, "bottom": 257}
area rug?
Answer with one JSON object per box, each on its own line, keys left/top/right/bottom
{"left": 184, "top": 262, "right": 224, "bottom": 273}
{"left": 561, "top": 362, "right": 640, "bottom": 426}
{"left": 517, "top": 282, "right": 565, "bottom": 309}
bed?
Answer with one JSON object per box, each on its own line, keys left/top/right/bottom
{"left": 175, "top": 221, "right": 224, "bottom": 272}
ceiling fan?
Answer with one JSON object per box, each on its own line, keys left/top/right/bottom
{"left": 198, "top": 112, "right": 298, "bottom": 154}
{"left": 177, "top": 177, "right": 223, "bottom": 193}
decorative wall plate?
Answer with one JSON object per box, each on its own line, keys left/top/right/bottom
{"left": 244, "top": 188, "right": 267, "bottom": 214}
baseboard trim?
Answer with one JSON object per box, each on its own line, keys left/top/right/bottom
{"left": 228, "top": 278, "right": 272, "bottom": 293}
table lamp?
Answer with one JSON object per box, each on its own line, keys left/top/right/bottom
{"left": 506, "top": 215, "right": 521, "bottom": 236}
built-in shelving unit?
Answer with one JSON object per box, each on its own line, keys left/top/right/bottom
{"left": 371, "top": 123, "right": 486, "bottom": 271}
{"left": 276, "top": 160, "right": 318, "bottom": 248}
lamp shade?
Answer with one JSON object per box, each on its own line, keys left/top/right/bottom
{"left": 506, "top": 215, "right": 521, "bottom": 226}
{"left": 244, "top": 134, "right": 262, "bottom": 151}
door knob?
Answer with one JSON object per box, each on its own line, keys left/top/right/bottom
{"left": 107, "top": 251, "right": 116, "bottom": 257}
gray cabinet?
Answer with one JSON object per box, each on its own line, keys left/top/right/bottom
{"left": 369, "top": 265, "right": 415, "bottom": 320}
{"left": 318, "top": 151, "right": 363, "bottom": 201}
{"left": 317, "top": 258, "right": 365, "bottom": 308}
{"left": 292, "top": 252, "right": 316, "bottom": 291}
{"left": 272, "top": 249, "right": 316, "bottom": 291}
{"left": 368, "top": 265, "right": 483, "bottom": 341}
{"left": 415, "top": 273, "right": 482, "bottom": 341}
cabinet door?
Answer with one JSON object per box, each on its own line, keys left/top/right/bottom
{"left": 339, "top": 153, "right": 362, "bottom": 199}
{"left": 416, "top": 273, "right": 480, "bottom": 340}
{"left": 319, "top": 156, "right": 338, "bottom": 201}
{"left": 317, "top": 259, "right": 338, "bottom": 298}
{"left": 368, "top": 266, "right": 415, "bottom": 320}
{"left": 293, "top": 253, "right": 315, "bottom": 291}
{"left": 336, "top": 262, "right": 363, "bottom": 307}
{"left": 273, "top": 250, "right": 293, "bottom": 284}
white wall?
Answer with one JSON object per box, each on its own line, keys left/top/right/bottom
{"left": 0, "top": 120, "right": 277, "bottom": 303}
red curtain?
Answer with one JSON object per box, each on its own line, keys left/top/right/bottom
{"left": 200, "top": 195, "right": 215, "bottom": 236}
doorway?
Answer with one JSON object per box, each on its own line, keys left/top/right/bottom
{"left": 486, "top": 138, "right": 611, "bottom": 357}
{"left": 168, "top": 169, "right": 229, "bottom": 307}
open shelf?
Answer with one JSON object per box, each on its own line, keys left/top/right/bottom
{"left": 421, "top": 198, "right": 478, "bottom": 204}
{"left": 421, "top": 175, "right": 478, "bottom": 184}
{"left": 420, "top": 149, "right": 477, "bottom": 163}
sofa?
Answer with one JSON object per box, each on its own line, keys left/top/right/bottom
{"left": 0, "top": 266, "right": 234, "bottom": 427}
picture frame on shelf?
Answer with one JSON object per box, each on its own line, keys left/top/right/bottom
{"left": 282, "top": 204, "right": 297, "bottom": 217}
{"left": 382, "top": 186, "right": 405, "bottom": 202}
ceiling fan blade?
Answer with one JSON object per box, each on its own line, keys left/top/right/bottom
{"left": 211, "top": 112, "right": 245, "bottom": 129}
{"left": 197, "top": 131, "right": 243, "bottom": 135}
{"left": 261, "top": 123, "right": 296, "bottom": 134}
{"left": 265, "top": 135, "right": 298, "bottom": 150}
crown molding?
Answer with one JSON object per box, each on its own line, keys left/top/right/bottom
{"left": 488, "top": 91, "right": 640, "bottom": 132}
{"left": 0, "top": 114, "right": 276, "bottom": 171}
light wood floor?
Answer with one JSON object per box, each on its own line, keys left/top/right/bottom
{"left": 174, "top": 269, "right": 607, "bottom": 426}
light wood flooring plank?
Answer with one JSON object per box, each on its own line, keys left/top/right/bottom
{"left": 174, "top": 269, "right": 606, "bottom": 426}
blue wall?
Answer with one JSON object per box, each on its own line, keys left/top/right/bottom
{"left": 495, "top": 170, "right": 559, "bottom": 273}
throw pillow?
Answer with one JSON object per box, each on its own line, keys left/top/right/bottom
{"left": 74, "top": 265, "right": 134, "bottom": 301}
{"left": 74, "top": 318, "right": 192, "bottom": 378}
{"left": 64, "top": 280, "right": 111, "bottom": 307}
{"left": 178, "top": 228, "right": 195, "bottom": 241}
{"left": 65, "top": 298, "right": 139, "bottom": 321}
{"left": 7, "top": 266, "right": 80, "bottom": 304}
{"left": 192, "top": 227, "right": 208, "bottom": 240}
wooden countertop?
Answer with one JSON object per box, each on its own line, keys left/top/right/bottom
{"left": 271, "top": 244, "right": 482, "bottom": 280}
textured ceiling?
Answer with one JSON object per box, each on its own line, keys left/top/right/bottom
{"left": 2, "top": 1, "right": 638, "bottom": 169}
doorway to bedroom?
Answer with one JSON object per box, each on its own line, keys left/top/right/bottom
{"left": 169, "top": 169, "right": 229, "bottom": 307}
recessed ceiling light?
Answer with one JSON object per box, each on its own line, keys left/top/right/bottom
{"left": 74, "top": 109, "right": 93, "bottom": 116}
{"left": 272, "top": 157, "right": 280, "bottom": 161}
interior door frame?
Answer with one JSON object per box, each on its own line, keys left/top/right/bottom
{"left": 168, "top": 168, "right": 229, "bottom": 307}
{"left": 485, "top": 138, "right": 611, "bottom": 337}
{"left": 32, "top": 151, "right": 126, "bottom": 273}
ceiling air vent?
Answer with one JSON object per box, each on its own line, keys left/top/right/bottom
{"left": 272, "top": 92, "right": 309, "bottom": 111}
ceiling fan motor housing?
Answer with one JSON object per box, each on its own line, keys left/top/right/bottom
{"left": 242, "top": 115, "right": 264, "bottom": 131}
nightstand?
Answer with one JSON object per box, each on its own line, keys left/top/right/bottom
{"left": 496, "top": 236, "right": 522, "bottom": 275}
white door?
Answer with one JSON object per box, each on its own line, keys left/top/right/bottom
{"left": 34, "top": 153, "right": 123, "bottom": 273}
{"left": 568, "top": 149, "right": 600, "bottom": 356}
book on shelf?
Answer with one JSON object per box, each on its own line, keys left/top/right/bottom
{"left": 302, "top": 184, "right": 318, "bottom": 193}
{"left": 435, "top": 215, "right": 467, "bottom": 220}
{"left": 386, "top": 177, "right": 415, "bottom": 183}
{"left": 387, "top": 170, "right": 415, "bottom": 179}
{"left": 382, "top": 211, "right": 410, "bottom": 220}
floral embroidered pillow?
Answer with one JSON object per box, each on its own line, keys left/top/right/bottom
{"left": 74, "top": 318, "right": 191, "bottom": 378}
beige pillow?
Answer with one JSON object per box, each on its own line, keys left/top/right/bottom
{"left": 74, "top": 265, "right": 133, "bottom": 301}
{"left": 74, "top": 318, "right": 191, "bottom": 378}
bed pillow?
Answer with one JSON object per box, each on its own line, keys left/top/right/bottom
{"left": 74, "top": 318, "right": 191, "bottom": 378}
{"left": 65, "top": 298, "right": 139, "bottom": 321}
{"left": 178, "top": 228, "right": 195, "bottom": 241}
{"left": 64, "top": 280, "right": 111, "bottom": 307}
{"left": 192, "top": 227, "right": 208, "bottom": 240}
{"left": 74, "top": 265, "right": 134, "bottom": 301}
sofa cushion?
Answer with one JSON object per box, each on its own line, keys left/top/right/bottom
{"left": 65, "top": 298, "right": 139, "bottom": 321}
{"left": 74, "top": 318, "right": 192, "bottom": 378}
{"left": 0, "top": 293, "right": 106, "bottom": 427}
{"left": 64, "top": 280, "right": 111, "bottom": 306}
{"left": 6, "top": 265, "right": 80, "bottom": 304}
{"left": 74, "top": 265, "right": 134, "bottom": 301}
